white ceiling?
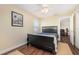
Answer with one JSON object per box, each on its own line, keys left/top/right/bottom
{"left": 18, "top": 4, "right": 78, "bottom": 18}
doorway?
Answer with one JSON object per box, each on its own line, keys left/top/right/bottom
{"left": 60, "top": 17, "right": 71, "bottom": 43}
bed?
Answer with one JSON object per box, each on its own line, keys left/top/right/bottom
{"left": 27, "top": 26, "right": 58, "bottom": 54}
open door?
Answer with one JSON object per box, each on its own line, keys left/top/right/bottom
{"left": 70, "top": 14, "right": 75, "bottom": 45}
{"left": 60, "top": 16, "right": 71, "bottom": 42}
{"left": 60, "top": 15, "right": 74, "bottom": 46}
{"left": 75, "top": 11, "right": 79, "bottom": 48}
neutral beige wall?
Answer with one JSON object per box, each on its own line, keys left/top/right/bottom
{"left": 40, "top": 16, "right": 59, "bottom": 32}
{"left": 40, "top": 16, "right": 60, "bottom": 41}
{"left": 0, "top": 5, "right": 38, "bottom": 53}
{"left": 40, "top": 16, "right": 59, "bottom": 31}
{"left": 41, "top": 16, "right": 59, "bottom": 26}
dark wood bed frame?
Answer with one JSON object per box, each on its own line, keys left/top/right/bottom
{"left": 27, "top": 34, "right": 56, "bottom": 54}
{"left": 27, "top": 26, "right": 58, "bottom": 54}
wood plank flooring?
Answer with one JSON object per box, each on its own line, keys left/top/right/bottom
{"left": 16, "top": 36, "right": 62, "bottom": 55}
{"left": 17, "top": 44, "right": 52, "bottom": 55}
{"left": 5, "top": 36, "right": 79, "bottom": 55}
{"left": 61, "top": 36, "right": 79, "bottom": 55}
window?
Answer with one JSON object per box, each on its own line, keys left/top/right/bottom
{"left": 34, "top": 18, "right": 39, "bottom": 33}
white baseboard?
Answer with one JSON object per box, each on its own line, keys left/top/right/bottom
{"left": 0, "top": 42, "right": 27, "bottom": 55}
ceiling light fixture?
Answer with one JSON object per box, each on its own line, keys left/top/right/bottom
{"left": 41, "top": 4, "right": 48, "bottom": 14}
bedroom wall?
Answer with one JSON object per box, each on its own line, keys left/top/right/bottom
{"left": 41, "top": 16, "right": 59, "bottom": 26}
{"left": 40, "top": 16, "right": 60, "bottom": 41}
{"left": 0, "top": 5, "right": 39, "bottom": 54}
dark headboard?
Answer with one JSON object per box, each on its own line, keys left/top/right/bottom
{"left": 42, "top": 26, "right": 58, "bottom": 33}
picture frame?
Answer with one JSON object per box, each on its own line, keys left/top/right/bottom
{"left": 11, "top": 11, "right": 23, "bottom": 27}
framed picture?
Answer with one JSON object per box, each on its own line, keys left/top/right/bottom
{"left": 11, "top": 11, "right": 23, "bottom": 27}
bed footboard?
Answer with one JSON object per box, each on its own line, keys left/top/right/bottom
{"left": 27, "top": 34, "right": 56, "bottom": 54}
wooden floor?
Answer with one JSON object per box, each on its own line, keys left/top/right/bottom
{"left": 16, "top": 36, "right": 72, "bottom": 55}
{"left": 17, "top": 45, "right": 52, "bottom": 55}
{"left": 5, "top": 36, "right": 79, "bottom": 55}
{"left": 61, "top": 36, "right": 79, "bottom": 55}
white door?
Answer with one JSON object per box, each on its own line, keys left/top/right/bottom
{"left": 70, "top": 14, "right": 74, "bottom": 45}
{"left": 75, "top": 12, "right": 79, "bottom": 48}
